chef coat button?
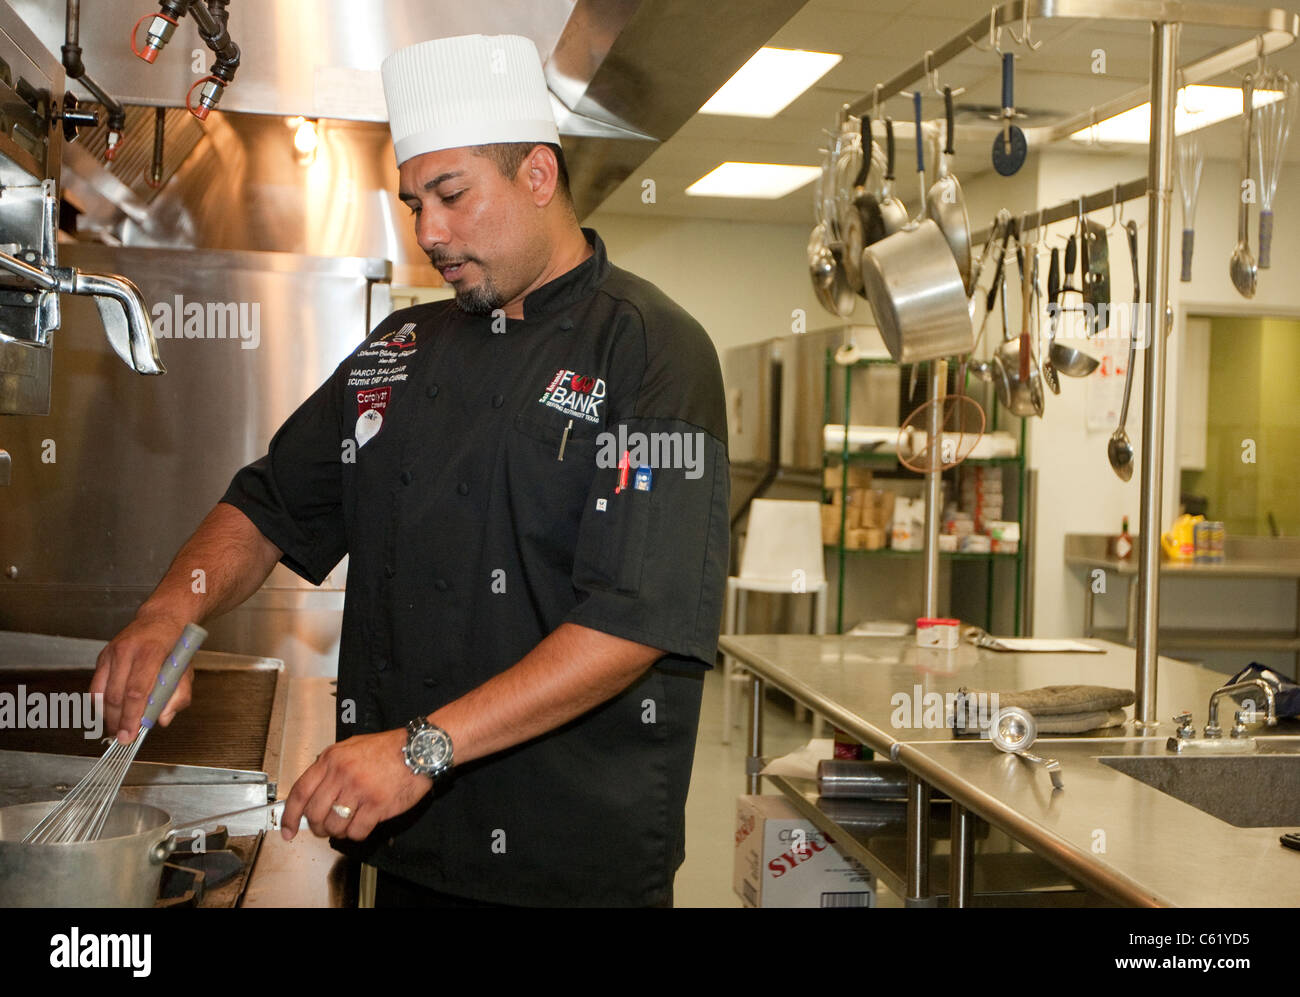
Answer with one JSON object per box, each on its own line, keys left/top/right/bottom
{"left": 427, "top": 383, "right": 439, "bottom": 399}
{"left": 456, "top": 481, "right": 470, "bottom": 495}
{"left": 400, "top": 470, "right": 413, "bottom": 485}
{"left": 434, "top": 578, "right": 449, "bottom": 592}
{"left": 559, "top": 318, "right": 574, "bottom": 330}
{"left": 423, "top": 677, "right": 437, "bottom": 688}
{"left": 491, "top": 394, "right": 504, "bottom": 408}
{"left": 384, "top": 565, "right": 395, "bottom": 579}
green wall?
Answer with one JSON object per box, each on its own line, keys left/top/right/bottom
{"left": 1182, "top": 316, "right": 1300, "bottom": 536}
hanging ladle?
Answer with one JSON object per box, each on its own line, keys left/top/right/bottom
{"left": 1107, "top": 219, "right": 1141, "bottom": 481}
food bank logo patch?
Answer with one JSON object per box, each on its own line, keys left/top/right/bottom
{"left": 538, "top": 368, "right": 605, "bottom": 423}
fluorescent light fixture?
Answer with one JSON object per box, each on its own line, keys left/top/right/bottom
{"left": 686, "top": 162, "right": 822, "bottom": 199}
{"left": 1070, "top": 85, "right": 1283, "bottom": 143}
{"left": 700, "top": 47, "right": 842, "bottom": 117}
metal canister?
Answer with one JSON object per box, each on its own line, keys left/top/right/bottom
{"left": 1194, "top": 520, "right": 1225, "bottom": 564}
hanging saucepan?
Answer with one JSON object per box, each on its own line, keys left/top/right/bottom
{"left": 0, "top": 798, "right": 288, "bottom": 908}
{"left": 860, "top": 117, "right": 909, "bottom": 247}
{"left": 860, "top": 217, "right": 973, "bottom": 364}
{"left": 927, "top": 86, "right": 973, "bottom": 293}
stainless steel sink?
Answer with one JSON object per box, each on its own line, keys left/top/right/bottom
{"left": 1100, "top": 750, "right": 1300, "bottom": 828}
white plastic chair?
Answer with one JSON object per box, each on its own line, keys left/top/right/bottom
{"left": 722, "top": 499, "right": 828, "bottom": 744}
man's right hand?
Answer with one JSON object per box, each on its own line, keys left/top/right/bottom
{"left": 91, "top": 611, "right": 195, "bottom": 742}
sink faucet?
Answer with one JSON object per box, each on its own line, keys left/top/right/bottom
{"left": 1205, "top": 679, "right": 1277, "bottom": 738}
{"left": 1167, "top": 679, "right": 1278, "bottom": 753}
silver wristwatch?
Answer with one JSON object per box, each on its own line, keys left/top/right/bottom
{"left": 402, "top": 718, "right": 454, "bottom": 779}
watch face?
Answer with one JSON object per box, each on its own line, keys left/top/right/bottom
{"left": 410, "top": 729, "right": 450, "bottom": 771}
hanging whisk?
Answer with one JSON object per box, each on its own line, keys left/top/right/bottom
{"left": 1176, "top": 132, "right": 1203, "bottom": 282}
{"left": 1254, "top": 68, "right": 1299, "bottom": 269}
{"left": 23, "top": 623, "right": 207, "bottom": 844}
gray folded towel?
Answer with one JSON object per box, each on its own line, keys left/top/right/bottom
{"left": 1034, "top": 707, "right": 1128, "bottom": 734}
{"left": 964, "top": 684, "right": 1135, "bottom": 716}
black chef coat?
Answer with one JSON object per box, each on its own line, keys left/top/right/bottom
{"left": 221, "top": 227, "right": 729, "bottom": 906}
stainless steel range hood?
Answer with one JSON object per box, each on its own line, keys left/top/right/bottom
{"left": 13, "top": 0, "right": 809, "bottom": 264}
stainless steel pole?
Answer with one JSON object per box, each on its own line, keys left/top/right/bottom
{"left": 747, "top": 675, "right": 764, "bottom": 794}
{"left": 905, "top": 772, "right": 935, "bottom": 906}
{"left": 1135, "top": 21, "right": 1179, "bottom": 729}
{"left": 922, "top": 360, "right": 947, "bottom": 617}
{"left": 949, "top": 804, "right": 974, "bottom": 908}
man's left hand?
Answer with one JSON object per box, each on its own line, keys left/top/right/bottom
{"left": 280, "top": 728, "right": 433, "bottom": 842}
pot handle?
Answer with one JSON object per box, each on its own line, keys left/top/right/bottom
{"left": 168, "top": 799, "right": 290, "bottom": 838}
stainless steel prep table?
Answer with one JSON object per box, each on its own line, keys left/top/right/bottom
{"left": 720, "top": 633, "right": 1299, "bottom": 907}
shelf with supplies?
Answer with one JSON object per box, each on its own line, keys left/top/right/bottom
{"left": 821, "top": 350, "right": 1029, "bottom": 635}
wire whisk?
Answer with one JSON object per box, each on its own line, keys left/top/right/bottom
{"left": 22, "top": 623, "right": 207, "bottom": 844}
{"left": 1254, "top": 68, "right": 1298, "bottom": 269}
{"left": 1175, "top": 132, "right": 1203, "bottom": 282}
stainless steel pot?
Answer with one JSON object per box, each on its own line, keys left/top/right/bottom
{"left": 0, "top": 800, "right": 174, "bottom": 908}
{"left": 859, "top": 218, "right": 974, "bottom": 364}
{"left": 0, "top": 798, "right": 283, "bottom": 907}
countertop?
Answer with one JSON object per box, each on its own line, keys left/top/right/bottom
{"left": 719, "top": 633, "right": 1300, "bottom": 907}
{"left": 1064, "top": 532, "right": 1300, "bottom": 579}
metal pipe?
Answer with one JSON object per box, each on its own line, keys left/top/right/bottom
{"left": 905, "top": 772, "right": 935, "bottom": 906}
{"left": 922, "top": 360, "right": 946, "bottom": 617}
{"left": 949, "top": 804, "right": 974, "bottom": 908}
{"left": 1134, "top": 21, "right": 1179, "bottom": 730}
{"left": 747, "top": 675, "right": 764, "bottom": 795}
{"left": 61, "top": 0, "right": 126, "bottom": 151}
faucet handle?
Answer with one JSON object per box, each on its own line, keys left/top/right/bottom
{"left": 1172, "top": 712, "right": 1195, "bottom": 739}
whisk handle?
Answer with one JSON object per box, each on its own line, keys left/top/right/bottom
{"left": 1259, "top": 211, "right": 1274, "bottom": 270}
{"left": 140, "top": 622, "right": 208, "bottom": 730}
{"left": 1180, "top": 229, "right": 1195, "bottom": 282}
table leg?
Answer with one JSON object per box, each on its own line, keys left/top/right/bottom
{"left": 905, "top": 772, "right": 937, "bottom": 907}
{"left": 747, "top": 674, "right": 765, "bottom": 795}
{"left": 949, "top": 804, "right": 975, "bottom": 908}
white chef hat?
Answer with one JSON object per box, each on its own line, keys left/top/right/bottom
{"left": 381, "top": 34, "right": 560, "bottom": 167}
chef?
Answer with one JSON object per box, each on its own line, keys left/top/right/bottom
{"left": 90, "top": 33, "right": 729, "bottom": 907}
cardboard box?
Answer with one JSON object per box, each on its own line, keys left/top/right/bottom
{"left": 858, "top": 489, "right": 897, "bottom": 529}
{"left": 821, "top": 503, "right": 843, "bottom": 545}
{"left": 734, "top": 795, "right": 875, "bottom": 908}
{"left": 823, "top": 464, "right": 873, "bottom": 493}
{"left": 845, "top": 527, "right": 886, "bottom": 550}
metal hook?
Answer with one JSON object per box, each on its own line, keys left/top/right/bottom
{"left": 966, "top": 7, "right": 1003, "bottom": 54}
{"left": 1257, "top": 34, "right": 1266, "bottom": 77}
{"left": 1009, "top": 3, "right": 1043, "bottom": 51}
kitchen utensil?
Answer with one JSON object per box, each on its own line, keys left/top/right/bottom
{"left": 988, "top": 707, "right": 1064, "bottom": 789}
{"left": 989, "top": 253, "right": 1043, "bottom": 417}
{"left": 860, "top": 117, "right": 908, "bottom": 248}
{"left": 1082, "top": 218, "right": 1111, "bottom": 333}
{"left": 1176, "top": 131, "right": 1203, "bottom": 281}
{"left": 1254, "top": 69, "right": 1298, "bottom": 268}
{"left": 808, "top": 221, "right": 853, "bottom": 316}
{"left": 840, "top": 116, "right": 872, "bottom": 294}
{"left": 0, "top": 798, "right": 297, "bottom": 908}
{"left": 1107, "top": 219, "right": 1141, "bottom": 481}
{"left": 991, "top": 52, "right": 1027, "bottom": 176}
{"left": 927, "top": 86, "right": 973, "bottom": 292}
{"left": 1230, "top": 74, "right": 1259, "bottom": 298}
{"left": 912, "top": 91, "right": 927, "bottom": 210}
{"left": 22, "top": 623, "right": 207, "bottom": 844}
{"left": 1043, "top": 246, "right": 1061, "bottom": 393}
{"left": 860, "top": 218, "right": 974, "bottom": 364}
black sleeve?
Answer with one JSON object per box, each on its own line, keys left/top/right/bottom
{"left": 220, "top": 363, "right": 348, "bottom": 585}
{"left": 565, "top": 306, "right": 730, "bottom": 666}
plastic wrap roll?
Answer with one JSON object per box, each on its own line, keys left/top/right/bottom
{"left": 817, "top": 760, "right": 910, "bottom": 799}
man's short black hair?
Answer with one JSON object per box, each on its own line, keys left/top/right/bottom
{"left": 472, "top": 142, "right": 572, "bottom": 206}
